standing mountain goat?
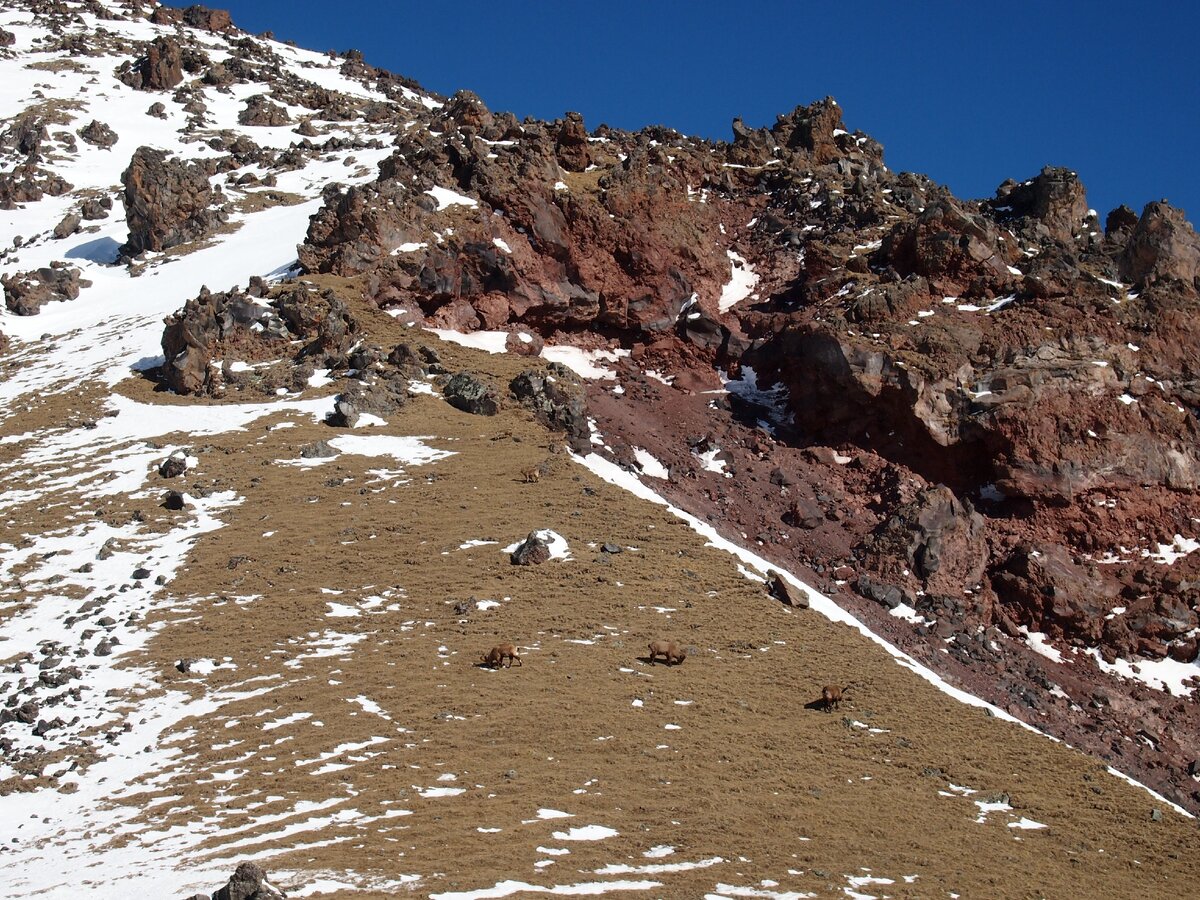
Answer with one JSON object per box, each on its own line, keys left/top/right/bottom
{"left": 481, "top": 643, "right": 522, "bottom": 669}
{"left": 821, "top": 683, "right": 852, "bottom": 712}
{"left": 647, "top": 640, "right": 687, "bottom": 666}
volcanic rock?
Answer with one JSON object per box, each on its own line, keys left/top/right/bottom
{"left": 988, "top": 166, "right": 1090, "bottom": 244}
{"left": 444, "top": 372, "right": 501, "bottom": 416}
{"left": 555, "top": 111, "right": 590, "bottom": 172}
{"left": 210, "top": 861, "right": 287, "bottom": 900}
{"left": 2, "top": 263, "right": 90, "bottom": 316}
{"left": 1119, "top": 201, "right": 1200, "bottom": 290}
{"left": 509, "top": 364, "right": 590, "bottom": 453}
{"left": 118, "top": 36, "right": 184, "bottom": 91}
{"left": 238, "top": 94, "right": 290, "bottom": 127}
{"left": 510, "top": 531, "right": 551, "bottom": 566}
{"left": 766, "top": 570, "right": 808, "bottom": 608}
{"left": 121, "top": 146, "right": 225, "bottom": 256}
{"left": 77, "top": 119, "right": 118, "bottom": 149}
{"left": 52, "top": 212, "right": 81, "bottom": 239}
{"left": 150, "top": 5, "right": 236, "bottom": 33}
{"left": 993, "top": 543, "right": 1121, "bottom": 644}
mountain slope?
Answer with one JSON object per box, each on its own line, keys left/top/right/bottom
{"left": 0, "top": 2, "right": 1196, "bottom": 898}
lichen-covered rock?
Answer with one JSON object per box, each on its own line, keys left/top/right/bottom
{"left": 443, "top": 372, "right": 501, "bottom": 416}
{"left": 509, "top": 364, "right": 590, "bottom": 453}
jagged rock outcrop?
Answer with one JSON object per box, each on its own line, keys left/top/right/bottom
{"left": 117, "top": 36, "right": 183, "bottom": 91}
{"left": 121, "top": 146, "right": 224, "bottom": 256}
{"left": 2, "top": 263, "right": 90, "bottom": 315}
{"left": 1119, "top": 201, "right": 1200, "bottom": 290}
{"left": 160, "top": 286, "right": 286, "bottom": 395}
{"left": 881, "top": 197, "right": 1018, "bottom": 294}
{"left": 509, "top": 364, "right": 590, "bottom": 453}
{"left": 238, "top": 94, "right": 290, "bottom": 127}
{"left": 150, "top": 4, "right": 236, "bottom": 33}
{"left": 988, "top": 166, "right": 1091, "bottom": 245}
{"left": 77, "top": 119, "right": 118, "bottom": 149}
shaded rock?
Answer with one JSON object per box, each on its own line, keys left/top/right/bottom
{"left": 147, "top": 101, "right": 168, "bottom": 119}
{"left": 510, "top": 531, "right": 551, "bottom": 566}
{"left": 238, "top": 94, "right": 291, "bottom": 127}
{"left": 211, "top": 861, "right": 286, "bottom": 900}
{"left": 162, "top": 490, "right": 186, "bottom": 511}
{"left": 159, "top": 453, "right": 189, "bottom": 478}
{"left": 118, "top": 36, "right": 183, "bottom": 91}
{"left": 77, "top": 120, "right": 118, "bottom": 149}
{"left": 444, "top": 372, "right": 501, "bottom": 416}
{"left": 2, "top": 263, "right": 90, "bottom": 316}
{"left": 121, "top": 146, "right": 224, "bottom": 256}
{"left": 509, "top": 364, "right": 590, "bottom": 452}
{"left": 1105, "top": 204, "right": 1139, "bottom": 238}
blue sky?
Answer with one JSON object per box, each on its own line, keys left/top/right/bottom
{"left": 182, "top": 1, "right": 1199, "bottom": 222}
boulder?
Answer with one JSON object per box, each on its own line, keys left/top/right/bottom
{"left": 77, "top": 120, "right": 118, "bottom": 149}
{"left": 444, "top": 372, "right": 501, "bottom": 416}
{"left": 509, "top": 364, "right": 590, "bottom": 452}
{"left": 2, "top": 263, "right": 90, "bottom": 316}
{"left": 211, "top": 861, "right": 286, "bottom": 900}
{"left": 52, "top": 212, "right": 80, "bottom": 239}
{"left": 118, "top": 36, "right": 183, "bottom": 91}
{"left": 238, "top": 95, "right": 291, "bottom": 127}
{"left": 766, "top": 570, "right": 808, "bottom": 608}
{"left": 510, "top": 531, "right": 551, "bottom": 566}
{"left": 121, "top": 147, "right": 224, "bottom": 256}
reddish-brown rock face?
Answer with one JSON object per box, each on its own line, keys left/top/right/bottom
{"left": 286, "top": 89, "right": 1200, "bottom": 812}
